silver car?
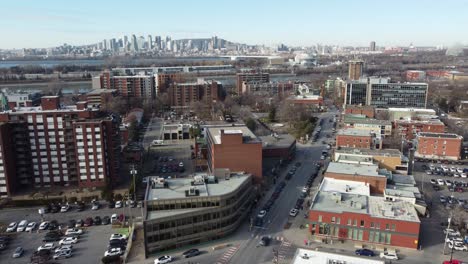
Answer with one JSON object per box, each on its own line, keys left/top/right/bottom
{"left": 12, "top": 247, "right": 24, "bottom": 258}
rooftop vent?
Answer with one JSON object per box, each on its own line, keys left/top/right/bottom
{"left": 151, "top": 177, "right": 168, "bottom": 189}
{"left": 185, "top": 187, "right": 200, "bottom": 197}
{"left": 192, "top": 175, "right": 205, "bottom": 186}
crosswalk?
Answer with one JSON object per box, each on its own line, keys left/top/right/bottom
{"left": 277, "top": 240, "right": 293, "bottom": 261}
{"left": 215, "top": 245, "right": 240, "bottom": 264}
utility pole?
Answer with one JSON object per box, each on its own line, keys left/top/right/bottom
{"left": 130, "top": 164, "right": 137, "bottom": 223}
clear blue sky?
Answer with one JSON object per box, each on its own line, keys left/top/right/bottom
{"left": 1, "top": 0, "right": 467, "bottom": 49}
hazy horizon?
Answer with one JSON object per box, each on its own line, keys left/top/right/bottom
{"left": 1, "top": 0, "right": 467, "bottom": 49}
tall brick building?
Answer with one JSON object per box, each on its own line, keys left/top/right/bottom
{"left": 97, "top": 71, "right": 155, "bottom": 99}
{"left": 344, "top": 105, "right": 375, "bottom": 118}
{"left": 168, "top": 80, "right": 222, "bottom": 108}
{"left": 236, "top": 72, "right": 270, "bottom": 94}
{"left": 205, "top": 126, "right": 262, "bottom": 183}
{"left": 415, "top": 132, "right": 462, "bottom": 160}
{"left": 0, "top": 96, "right": 120, "bottom": 197}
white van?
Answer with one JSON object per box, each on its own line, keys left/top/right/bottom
{"left": 17, "top": 220, "right": 29, "bottom": 232}
{"left": 111, "top": 214, "right": 118, "bottom": 223}
{"left": 152, "top": 140, "right": 165, "bottom": 146}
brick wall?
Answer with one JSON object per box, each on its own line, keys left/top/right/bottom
{"left": 336, "top": 134, "right": 372, "bottom": 149}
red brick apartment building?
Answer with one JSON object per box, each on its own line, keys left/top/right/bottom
{"left": 168, "top": 80, "right": 221, "bottom": 108}
{"left": 415, "top": 132, "right": 463, "bottom": 160}
{"left": 336, "top": 129, "right": 374, "bottom": 149}
{"left": 155, "top": 73, "right": 185, "bottom": 95}
{"left": 394, "top": 119, "right": 445, "bottom": 140}
{"left": 0, "top": 96, "right": 120, "bottom": 197}
{"left": 344, "top": 105, "right": 375, "bottom": 118}
{"left": 205, "top": 126, "right": 262, "bottom": 183}
{"left": 99, "top": 71, "right": 155, "bottom": 99}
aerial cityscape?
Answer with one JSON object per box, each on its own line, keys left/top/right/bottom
{"left": 0, "top": 1, "right": 467, "bottom": 264}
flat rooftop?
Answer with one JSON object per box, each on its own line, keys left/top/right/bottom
{"left": 343, "top": 115, "right": 391, "bottom": 126}
{"left": 146, "top": 173, "right": 251, "bottom": 201}
{"left": 336, "top": 147, "right": 402, "bottom": 158}
{"left": 326, "top": 162, "right": 384, "bottom": 177}
{"left": 368, "top": 196, "right": 420, "bottom": 222}
{"left": 87, "top": 88, "right": 116, "bottom": 95}
{"left": 388, "top": 108, "right": 435, "bottom": 113}
{"left": 292, "top": 248, "right": 385, "bottom": 264}
{"left": 2, "top": 105, "right": 99, "bottom": 114}
{"left": 311, "top": 191, "right": 368, "bottom": 214}
{"left": 395, "top": 119, "right": 444, "bottom": 125}
{"left": 392, "top": 174, "right": 416, "bottom": 186}
{"left": 320, "top": 178, "right": 370, "bottom": 196}
{"left": 259, "top": 134, "right": 296, "bottom": 148}
{"left": 417, "top": 132, "right": 462, "bottom": 139}
{"left": 311, "top": 191, "right": 420, "bottom": 222}
{"left": 206, "top": 125, "right": 259, "bottom": 144}
{"left": 337, "top": 128, "right": 372, "bottom": 137}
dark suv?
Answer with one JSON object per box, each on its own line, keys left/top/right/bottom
{"left": 182, "top": 248, "right": 200, "bottom": 258}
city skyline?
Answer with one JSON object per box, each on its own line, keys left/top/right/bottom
{"left": 1, "top": 0, "right": 468, "bottom": 49}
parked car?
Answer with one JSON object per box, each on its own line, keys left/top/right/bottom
{"left": 430, "top": 179, "right": 437, "bottom": 184}
{"left": 16, "top": 220, "right": 29, "bottom": 232}
{"left": 108, "top": 200, "right": 115, "bottom": 208}
{"left": 12, "top": 247, "right": 24, "bottom": 258}
{"left": 379, "top": 250, "right": 398, "bottom": 260}
{"left": 75, "top": 219, "right": 83, "bottom": 228}
{"left": 94, "top": 216, "right": 102, "bottom": 225}
{"left": 25, "top": 222, "right": 37, "bottom": 232}
{"left": 38, "top": 243, "right": 56, "bottom": 252}
{"left": 154, "top": 255, "right": 173, "bottom": 264}
{"left": 182, "top": 248, "right": 200, "bottom": 258}
{"left": 444, "top": 229, "right": 461, "bottom": 237}
{"left": 84, "top": 217, "right": 94, "bottom": 227}
{"left": 60, "top": 204, "right": 70, "bottom": 213}
{"left": 6, "top": 222, "right": 18, "bottom": 232}
{"left": 104, "top": 247, "right": 123, "bottom": 257}
{"left": 77, "top": 202, "right": 85, "bottom": 212}
{"left": 53, "top": 249, "right": 72, "bottom": 259}
{"left": 289, "top": 209, "right": 299, "bottom": 217}
{"left": 110, "top": 234, "right": 127, "bottom": 241}
{"left": 91, "top": 201, "right": 100, "bottom": 210}
{"left": 65, "top": 228, "right": 83, "bottom": 236}
{"left": 437, "top": 179, "right": 445, "bottom": 185}
{"left": 39, "top": 221, "right": 49, "bottom": 230}
{"left": 59, "top": 237, "right": 78, "bottom": 245}
{"left": 115, "top": 201, "right": 123, "bottom": 208}
{"left": 448, "top": 241, "right": 468, "bottom": 251}
{"left": 257, "top": 210, "right": 267, "bottom": 218}
{"left": 355, "top": 248, "right": 375, "bottom": 257}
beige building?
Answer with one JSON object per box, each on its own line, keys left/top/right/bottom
{"left": 334, "top": 147, "right": 408, "bottom": 174}
{"left": 348, "top": 60, "right": 364, "bottom": 80}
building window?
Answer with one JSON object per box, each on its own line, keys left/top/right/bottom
{"left": 375, "top": 223, "right": 380, "bottom": 229}
{"left": 370, "top": 222, "right": 374, "bottom": 228}
{"left": 336, "top": 217, "right": 341, "bottom": 224}
{"left": 360, "top": 220, "right": 365, "bottom": 227}
{"left": 347, "top": 219, "right": 351, "bottom": 226}
{"left": 385, "top": 224, "right": 390, "bottom": 230}
{"left": 353, "top": 219, "right": 357, "bottom": 226}
{"left": 331, "top": 217, "right": 335, "bottom": 223}
{"left": 391, "top": 224, "right": 396, "bottom": 231}
{"left": 318, "top": 215, "right": 322, "bottom": 222}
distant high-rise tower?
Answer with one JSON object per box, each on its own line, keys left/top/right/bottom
{"left": 147, "top": 35, "right": 153, "bottom": 50}
{"left": 348, "top": 60, "right": 364, "bottom": 80}
{"left": 370, "top": 41, "right": 376, "bottom": 51}
{"left": 123, "top": 36, "right": 129, "bottom": 51}
{"left": 131, "top": 35, "right": 138, "bottom": 51}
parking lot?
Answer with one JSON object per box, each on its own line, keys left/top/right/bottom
{"left": 412, "top": 161, "right": 468, "bottom": 261}
{"left": 0, "top": 203, "right": 140, "bottom": 264}
{"left": 0, "top": 225, "right": 119, "bottom": 264}
{"left": 145, "top": 140, "right": 195, "bottom": 178}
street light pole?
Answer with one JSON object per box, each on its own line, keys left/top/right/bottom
{"left": 443, "top": 215, "right": 452, "bottom": 255}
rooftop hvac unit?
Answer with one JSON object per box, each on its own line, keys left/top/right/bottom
{"left": 185, "top": 187, "right": 200, "bottom": 197}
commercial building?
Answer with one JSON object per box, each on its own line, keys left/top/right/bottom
{"left": 143, "top": 173, "right": 254, "bottom": 255}
{"left": 259, "top": 134, "right": 296, "bottom": 161}
{"left": 236, "top": 72, "right": 270, "bottom": 94}
{"left": 348, "top": 60, "right": 364, "bottom": 80}
{"left": 0, "top": 96, "right": 120, "bottom": 195}
{"left": 414, "top": 132, "right": 463, "bottom": 160}
{"left": 336, "top": 128, "right": 381, "bottom": 149}
{"left": 168, "top": 79, "right": 222, "bottom": 108}
{"left": 86, "top": 89, "right": 116, "bottom": 106}
{"left": 387, "top": 108, "right": 437, "bottom": 122}
{"left": 308, "top": 177, "right": 421, "bottom": 249}
{"left": 405, "top": 70, "right": 426, "bottom": 82}
{"left": 291, "top": 248, "right": 384, "bottom": 264}
{"left": 370, "top": 41, "right": 376, "bottom": 52}
{"left": 241, "top": 82, "right": 293, "bottom": 98}
{"left": 324, "top": 162, "right": 388, "bottom": 195}
{"left": 162, "top": 123, "right": 192, "bottom": 140}
{"left": 0, "top": 90, "right": 42, "bottom": 110}
{"left": 394, "top": 119, "right": 445, "bottom": 140}
{"left": 334, "top": 148, "right": 408, "bottom": 174}
{"left": 344, "top": 78, "right": 428, "bottom": 108}
{"left": 205, "top": 125, "right": 262, "bottom": 183}
{"left": 345, "top": 105, "right": 375, "bottom": 118}
{"left": 343, "top": 115, "right": 392, "bottom": 137}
